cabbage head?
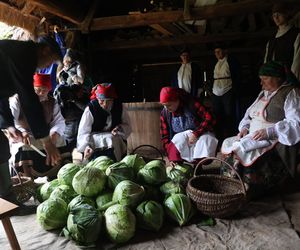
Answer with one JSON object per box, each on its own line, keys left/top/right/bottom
{"left": 164, "top": 193, "right": 195, "bottom": 226}
{"left": 37, "top": 197, "right": 68, "bottom": 230}
{"left": 93, "top": 158, "right": 114, "bottom": 172}
{"left": 50, "top": 184, "right": 77, "bottom": 204}
{"left": 96, "top": 191, "right": 113, "bottom": 211}
{"left": 112, "top": 180, "right": 145, "bottom": 208}
{"left": 72, "top": 166, "right": 106, "bottom": 197}
{"left": 105, "top": 162, "right": 135, "bottom": 189}
{"left": 160, "top": 181, "right": 185, "bottom": 196}
{"left": 57, "top": 163, "right": 82, "bottom": 186}
{"left": 63, "top": 204, "right": 102, "bottom": 245}
{"left": 104, "top": 204, "right": 136, "bottom": 243}
{"left": 121, "top": 154, "right": 145, "bottom": 173}
{"left": 39, "top": 179, "right": 60, "bottom": 201}
{"left": 68, "top": 195, "right": 96, "bottom": 212}
{"left": 166, "top": 163, "right": 192, "bottom": 185}
{"left": 137, "top": 160, "right": 167, "bottom": 185}
{"left": 143, "top": 184, "right": 162, "bottom": 202}
{"left": 136, "top": 200, "right": 164, "bottom": 231}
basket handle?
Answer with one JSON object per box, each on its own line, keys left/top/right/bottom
{"left": 194, "top": 157, "right": 247, "bottom": 195}
{"left": 131, "top": 144, "right": 164, "bottom": 161}
{"left": 11, "top": 165, "right": 24, "bottom": 186}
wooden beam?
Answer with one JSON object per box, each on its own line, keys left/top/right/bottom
{"left": 94, "top": 30, "right": 273, "bottom": 51}
{"left": 90, "top": 0, "right": 282, "bottom": 31}
{"left": 27, "top": 0, "right": 84, "bottom": 24}
{"left": 149, "top": 24, "right": 173, "bottom": 36}
{"left": 0, "top": 1, "right": 40, "bottom": 33}
{"left": 21, "top": 3, "right": 36, "bottom": 15}
{"left": 80, "top": 0, "right": 99, "bottom": 33}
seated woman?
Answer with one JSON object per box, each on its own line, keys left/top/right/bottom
{"left": 160, "top": 87, "right": 218, "bottom": 165}
{"left": 9, "top": 73, "right": 68, "bottom": 178}
{"left": 221, "top": 61, "right": 300, "bottom": 198}
{"left": 77, "top": 83, "right": 131, "bottom": 161}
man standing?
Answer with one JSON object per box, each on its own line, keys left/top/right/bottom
{"left": 0, "top": 36, "right": 62, "bottom": 201}
{"left": 212, "top": 45, "right": 240, "bottom": 142}
{"left": 172, "top": 48, "right": 203, "bottom": 98}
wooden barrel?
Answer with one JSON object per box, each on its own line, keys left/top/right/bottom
{"left": 123, "top": 102, "right": 163, "bottom": 153}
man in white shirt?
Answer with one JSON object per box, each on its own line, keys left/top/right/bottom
{"left": 172, "top": 48, "right": 203, "bottom": 98}
{"left": 212, "top": 45, "right": 240, "bottom": 142}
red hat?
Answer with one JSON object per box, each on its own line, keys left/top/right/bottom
{"left": 33, "top": 73, "right": 52, "bottom": 90}
{"left": 160, "top": 87, "right": 179, "bottom": 103}
{"left": 95, "top": 83, "right": 117, "bottom": 100}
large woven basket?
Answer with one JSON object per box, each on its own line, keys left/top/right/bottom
{"left": 11, "top": 166, "right": 36, "bottom": 204}
{"left": 131, "top": 144, "right": 164, "bottom": 163}
{"left": 186, "top": 157, "right": 247, "bottom": 218}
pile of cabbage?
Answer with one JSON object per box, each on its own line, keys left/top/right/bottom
{"left": 36, "top": 155, "right": 195, "bottom": 246}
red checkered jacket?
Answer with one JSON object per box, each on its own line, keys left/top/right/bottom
{"left": 160, "top": 98, "right": 215, "bottom": 151}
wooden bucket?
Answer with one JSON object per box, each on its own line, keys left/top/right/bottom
{"left": 123, "top": 102, "right": 163, "bottom": 153}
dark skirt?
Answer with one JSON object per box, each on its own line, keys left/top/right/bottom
{"left": 14, "top": 145, "right": 72, "bottom": 178}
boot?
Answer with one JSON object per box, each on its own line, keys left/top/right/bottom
{"left": 0, "top": 161, "right": 12, "bottom": 198}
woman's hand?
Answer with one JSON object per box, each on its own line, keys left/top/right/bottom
{"left": 6, "top": 126, "right": 23, "bottom": 142}
{"left": 84, "top": 146, "right": 93, "bottom": 160}
{"left": 50, "top": 132, "right": 59, "bottom": 145}
{"left": 237, "top": 128, "right": 248, "bottom": 139}
{"left": 41, "top": 136, "right": 61, "bottom": 166}
{"left": 22, "top": 131, "right": 30, "bottom": 144}
{"left": 188, "top": 133, "right": 198, "bottom": 145}
{"left": 252, "top": 129, "right": 268, "bottom": 141}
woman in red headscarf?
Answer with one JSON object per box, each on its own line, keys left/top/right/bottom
{"left": 160, "top": 86, "right": 218, "bottom": 164}
{"left": 9, "top": 73, "right": 68, "bottom": 178}
{"left": 77, "top": 83, "right": 131, "bottom": 161}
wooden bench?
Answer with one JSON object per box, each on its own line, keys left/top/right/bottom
{"left": 0, "top": 198, "right": 21, "bottom": 250}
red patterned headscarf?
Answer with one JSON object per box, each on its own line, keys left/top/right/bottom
{"left": 160, "top": 87, "right": 179, "bottom": 103}
{"left": 92, "top": 83, "right": 117, "bottom": 100}
{"left": 33, "top": 73, "right": 52, "bottom": 90}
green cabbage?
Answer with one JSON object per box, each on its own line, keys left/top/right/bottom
{"left": 104, "top": 204, "right": 136, "bottom": 243}
{"left": 72, "top": 166, "right": 106, "bottom": 197}
{"left": 37, "top": 197, "right": 68, "bottom": 230}
{"left": 166, "top": 163, "right": 192, "bottom": 185}
{"left": 68, "top": 195, "right": 96, "bottom": 212}
{"left": 96, "top": 191, "right": 113, "bottom": 211}
{"left": 105, "top": 162, "right": 135, "bottom": 189}
{"left": 39, "top": 179, "right": 60, "bottom": 201}
{"left": 160, "top": 181, "right": 185, "bottom": 196}
{"left": 112, "top": 180, "right": 145, "bottom": 208}
{"left": 50, "top": 184, "right": 77, "bottom": 204}
{"left": 57, "top": 163, "right": 82, "bottom": 186}
{"left": 63, "top": 204, "right": 102, "bottom": 245}
{"left": 136, "top": 200, "right": 164, "bottom": 231}
{"left": 164, "top": 193, "right": 195, "bottom": 226}
{"left": 137, "top": 160, "right": 167, "bottom": 185}
{"left": 121, "top": 154, "right": 145, "bottom": 173}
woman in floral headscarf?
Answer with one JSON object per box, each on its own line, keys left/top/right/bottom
{"left": 221, "top": 61, "right": 300, "bottom": 198}
{"left": 77, "top": 83, "right": 131, "bottom": 161}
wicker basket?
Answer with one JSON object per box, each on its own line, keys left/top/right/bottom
{"left": 11, "top": 166, "right": 36, "bottom": 204}
{"left": 131, "top": 144, "right": 164, "bottom": 163}
{"left": 186, "top": 157, "right": 247, "bottom": 218}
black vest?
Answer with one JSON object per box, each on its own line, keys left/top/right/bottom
{"left": 266, "top": 27, "right": 300, "bottom": 68}
{"left": 88, "top": 99, "right": 122, "bottom": 133}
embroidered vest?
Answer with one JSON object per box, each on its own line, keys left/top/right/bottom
{"left": 88, "top": 99, "right": 122, "bottom": 133}
{"left": 266, "top": 27, "right": 299, "bottom": 68}
{"left": 18, "top": 97, "right": 54, "bottom": 131}
{"left": 265, "top": 85, "right": 295, "bottom": 123}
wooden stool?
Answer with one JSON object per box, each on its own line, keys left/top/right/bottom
{"left": 0, "top": 198, "right": 21, "bottom": 250}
